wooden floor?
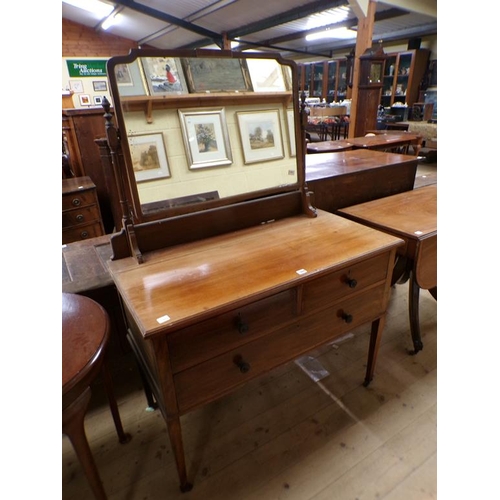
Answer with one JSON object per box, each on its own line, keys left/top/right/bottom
{"left": 62, "top": 162, "right": 437, "bottom": 500}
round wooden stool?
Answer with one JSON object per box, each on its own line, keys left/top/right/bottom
{"left": 62, "top": 293, "right": 131, "bottom": 500}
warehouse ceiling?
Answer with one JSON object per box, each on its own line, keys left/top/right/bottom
{"left": 62, "top": 0, "right": 437, "bottom": 59}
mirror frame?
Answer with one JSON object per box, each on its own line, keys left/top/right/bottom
{"left": 105, "top": 48, "right": 315, "bottom": 261}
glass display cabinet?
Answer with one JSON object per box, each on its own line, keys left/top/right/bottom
{"left": 381, "top": 49, "right": 430, "bottom": 108}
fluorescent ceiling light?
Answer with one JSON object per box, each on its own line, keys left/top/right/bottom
{"left": 306, "top": 27, "right": 357, "bottom": 41}
{"left": 102, "top": 12, "right": 122, "bottom": 30}
{"left": 306, "top": 6, "right": 350, "bottom": 30}
{"left": 63, "top": 0, "right": 114, "bottom": 17}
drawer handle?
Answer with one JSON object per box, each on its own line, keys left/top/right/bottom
{"left": 72, "top": 198, "right": 81, "bottom": 207}
{"left": 233, "top": 355, "right": 250, "bottom": 374}
{"left": 236, "top": 314, "right": 249, "bottom": 334}
{"left": 80, "top": 230, "right": 89, "bottom": 239}
{"left": 344, "top": 277, "right": 358, "bottom": 288}
{"left": 341, "top": 312, "right": 353, "bottom": 324}
{"left": 76, "top": 214, "right": 84, "bottom": 222}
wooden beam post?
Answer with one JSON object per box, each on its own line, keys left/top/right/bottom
{"left": 348, "top": 0, "right": 377, "bottom": 138}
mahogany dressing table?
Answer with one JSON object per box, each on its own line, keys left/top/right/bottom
{"left": 103, "top": 48, "right": 403, "bottom": 493}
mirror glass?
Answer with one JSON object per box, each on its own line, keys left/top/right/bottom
{"left": 107, "top": 49, "right": 301, "bottom": 220}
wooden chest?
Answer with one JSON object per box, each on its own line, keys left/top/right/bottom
{"left": 62, "top": 176, "right": 104, "bottom": 245}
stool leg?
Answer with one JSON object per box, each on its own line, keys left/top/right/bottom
{"left": 62, "top": 387, "right": 107, "bottom": 500}
{"left": 101, "top": 361, "right": 132, "bottom": 444}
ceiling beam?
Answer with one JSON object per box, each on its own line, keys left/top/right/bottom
{"left": 113, "top": 0, "right": 224, "bottom": 45}
{"left": 375, "top": 0, "right": 436, "bottom": 18}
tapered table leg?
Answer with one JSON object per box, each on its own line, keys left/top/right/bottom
{"left": 364, "top": 315, "right": 386, "bottom": 386}
{"left": 167, "top": 418, "right": 193, "bottom": 492}
{"left": 408, "top": 273, "right": 423, "bottom": 355}
{"left": 62, "top": 387, "right": 107, "bottom": 500}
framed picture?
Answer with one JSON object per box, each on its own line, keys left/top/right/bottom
{"left": 246, "top": 58, "right": 287, "bottom": 92}
{"left": 69, "top": 80, "right": 83, "bottom": 93}
{"left": 140, "top": 57, "right": 188, "bottom": 96}
{"left": 286, "top": 109, "right": 296, "bottom": 157}
{"left": 93, "top": 80, "right": 107, "bottom": 92}
{"left": 236, "top": 109, "right": 284, "bottom": 164}
{"left": 115, "top": 60, "right": 148, "bottom": 96}
{"left": 93, "top": 95, "right": 103, "bottom": 105}
{"left": 127, "top": 133, "right": 171, "bottom": 182}
{"left": 178, "top": 108, "right": 232, "bottom": 169}
{"left": 182, "top": 57, "right": 253, "bottom": 93}
{"left": 79, "top": 94, "right": 91, "bottom": 106}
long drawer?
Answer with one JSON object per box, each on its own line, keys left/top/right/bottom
{"left": 62, "top": 223, "right": 104, "bottom": 244}
{"left": 173, "top": 284, "right": 387, "bottom": 413}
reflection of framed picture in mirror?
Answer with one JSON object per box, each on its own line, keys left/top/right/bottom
{"left": 236, "top": 109, "right": 284, "bottom": 164}
{"left": 140, "top": 57, "right": 188, "bottom": 96}
{"left": 115, "top": 60, "right": 148, "bottom": 96}
{"left": 182, "top": 57, "right": 253, "bottom": 93}
{"left": 178, "top": 108, "right": 233, "bottom": 170}
{"left": 247, "top": 58, "right": 287, "bottom": 92}
{"left": 127, "top": 133, "right": 171, "bottom": 182}
{"left": 286, "top": 109, "right": 296, "bottom": 157}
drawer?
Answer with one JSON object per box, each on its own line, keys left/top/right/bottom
{"left": 174, "top": 284, "right": 387, "bottom": 413}
{"left": 62, "top": 205, "right": 101, "bottom": 228}
{"left": 62, "top": 189, "right": 97, "bottom": 211}
{"left": 168, "top": 288, "right": 298, "bottom": 373}
{"left": 62, "top": 222, "right": 103, "bottom": 244}
{"left": 301, "top": 252, "right": 389, "bottom": 315}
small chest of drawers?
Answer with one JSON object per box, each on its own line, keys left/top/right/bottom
{"left": 62, "top": 176, "right": 104, "bottom": 244}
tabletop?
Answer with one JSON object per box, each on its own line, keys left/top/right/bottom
{"left": 337, "top": 184, "right": 437, "bottom": 241}
{"left": 305, "top": 149, "right": 417, "bottom": 182}
{"left": 108, "top": 210, "right": 402, "bottom": 338}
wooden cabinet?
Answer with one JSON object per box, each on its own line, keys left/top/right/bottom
{"left": 62, "top": 176, "right": 104, "bottom": 244}
{"left": 62, "top": 108, "right": 115, "bottom": 233}
{"left": 380, "top": 49, "right": 430, "bottom": 108}
{"left": 299, "top": 59, "right": 348, "bottom": 103}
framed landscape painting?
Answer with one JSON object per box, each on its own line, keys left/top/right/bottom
{"left": 246, "top": 58, "right": 287, "bottom": 92}
{"left": 182, "top": 57, "right": 253, "bottom": 93}
{"left": 236, "top": 109, "right": 284, "bottom": 164}
{"left": 178, "top": 108, "right": 233, "bottom": 169}
{"left": 127, "top": 133, "right": 171, "bottom": 182}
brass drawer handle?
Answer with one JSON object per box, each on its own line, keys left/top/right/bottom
{"left": 72, "top": 198, "right": 81, "bottom": 207}
{"left": 233, "top": 355, "right": 250, "bottom": 374}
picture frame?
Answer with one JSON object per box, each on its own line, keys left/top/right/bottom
{"left": 127, "top": 133, "right": 171, "bottom": 182}
{"left": 286, "top": 109, "right": 296, "bottom": 157}
{"left": 236, "top": 109, "right": 284, "bottom": 164}
{"left": 93, "top": 95, "right": 103, "bottom": 105}
{"left": 115, "top": 60, "right": 148, "bottom": 96}
{"left": 92, "top": 80, "right": 107, "bottom": 92}
{"left": 79, "top": 94, "right": 91, "bottom": 106}
{"left": 246, "top": 58, "right": 287, "bottom": 92}
{"left": 69, "top": 80, "right": 83, "bottom": 93}
{"left": 182, "top": 57, "right": 253, "bottom": 93}
{"left": 178, "top": 108, "right": 233, "bottom": 170}
{"left": 140, "top": 57, "right": 188, "bottom": 96}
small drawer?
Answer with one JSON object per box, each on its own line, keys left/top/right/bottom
{"left": 62, "top": 223, "right": 103, "bottom": 244}
{"left": 301, "top": 253, "right": 389, "bottom": 315}
{"left": 62, "top": 205, "right": 100, "bottom": 228}
{"left": 174, "top": 285, "right": 387, "bottom": 413}
{"left": 62, "top": 190, "right": 97, "bottom": 211}
{"left": 168, "top": 288, "right": 297, "bottom": 373}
